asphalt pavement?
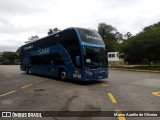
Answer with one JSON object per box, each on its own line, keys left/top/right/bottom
{"left": 0, "top": 65, "right": 160, "bottom": 120}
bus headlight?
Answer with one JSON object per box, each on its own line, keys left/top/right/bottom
{"left": 85, "top": 70, "right": 93, "bottom": 75}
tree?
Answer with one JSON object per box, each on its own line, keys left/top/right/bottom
{"left": 16, "top": 47, "right": 21, "bottom": 61}
{"left": 2, "top": 52, "right": 18, "bottom": 62}
{"left": 115, "top": 32, "right": 124, "bottom": 43}
{"left": 48, "top": 27, "right": 60, "bottom": 35}
{"left": 26, "top": 35, "right": 39, "bottom": 43}
{"left": 124, "top": 32, "right": 132, "bottom": 40}
{"left": 98, "top": 23, "right": 122, "bottom": 52}
{"left": 120, "top": 21, "right": 160, "bottom": 65}
{"left": 98, "top": 23, "right": 117, "bottom": 41}
{"left": 28, "top": 35, "right": 39, "bottom": 41}
{"left": 16, "top": 47, "right": 21, "bottom": 54}
{"left": 143, "top": 22, "right": 160, "bottom": 32}
{"left": 0, "top": 56, "right": 4, "bottom": 63}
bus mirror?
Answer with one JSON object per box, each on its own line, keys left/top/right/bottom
{"left": 75, "top": 56, "right": 80, "bottom": 65}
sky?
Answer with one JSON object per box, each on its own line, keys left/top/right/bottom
{"left": 0, "top": 0, "right": 160, "bottom": 52}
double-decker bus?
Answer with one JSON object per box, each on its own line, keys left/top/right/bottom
{"left": 20, "top": 27, "right": 108, "bottom": 81}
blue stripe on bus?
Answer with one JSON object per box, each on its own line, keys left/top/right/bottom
{"left": 80, "top": 41, "right": 105, "bottom": 48}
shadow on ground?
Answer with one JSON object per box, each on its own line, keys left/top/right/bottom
{"left": 22, "top": 73, "right": 106, "bottom": 86}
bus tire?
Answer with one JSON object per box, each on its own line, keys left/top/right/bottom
{"left": 26, "top": 67, "right": 31, "bottom": 74}
{"left": 28, "top": 67, "right": 32, "bottom": 74}
{"left": 26, "top": 67, "right": 29, "bottom": 74}
{"left": 59, "top": 70, "right": 67, "bottom": 80}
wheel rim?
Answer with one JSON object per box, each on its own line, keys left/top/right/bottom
{"left": 26, "top": 68, "right": 29, "bottom": 74}
{"left": 28, "top": 68, "right": 31, "bottom": 74}
{"left": 61, "top": 71, "right": 66, "bottom": 80}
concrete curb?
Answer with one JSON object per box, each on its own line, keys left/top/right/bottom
{"left": 110, "top": 68, "right": 160, "bottom": 73}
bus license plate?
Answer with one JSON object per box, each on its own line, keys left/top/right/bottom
{"left": 98, "top": 76, "right": 102, "bottom": 79}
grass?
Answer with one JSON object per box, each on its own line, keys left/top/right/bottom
{"left": 110, "top": 65, "right": 160, "bottom": 71}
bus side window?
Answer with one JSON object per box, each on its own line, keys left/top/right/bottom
{"left": 30, "top": 56, "right": 41, "bottom": 64}
{"left": 51, "top": 54, "right": 64, "bottom": 65}
{"left": 41, "top": 55, "right": 52, "bottom": 65}
{"left": 59, "top": 29, "right": 79, "bottom": 48}
{"left": 67, "top": 47, "right": 82, "bottom": 69}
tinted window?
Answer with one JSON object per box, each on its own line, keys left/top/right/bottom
{"left": 21, "top": 33, "right": 60, "bottom": 52}
{"left": 78, "top": 28, "right": 104, "bottom": 45}
{"left": 67, "top": 46, "right": 82, "bottom": 69}
{"left": 30, "top": 54, "right": 64, "bottom": 65}
{"left": 52, "top": 54, "right": 64, "bottom": 65}
{"left": 30, "top": 56, "right": 42, "bottom": 64}
{"left": 84, "top": 46, "right": 108, "bottom": 69}
{"left": 42, "top": 55, "right": 52, "bottom": 64}
{"left": 21, "top": 29, "right": 79, "bottom": 52}
{"left": 59, "top": 29, "right": 79, "bottom": 48}
{"left": 58, "top": 29, "right": 82, "bottom": 68}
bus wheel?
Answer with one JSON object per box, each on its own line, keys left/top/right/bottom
{"left": 26, "top": 67, "right": 29, "bottom": 74}
{"left": 60, "top": 70, "right": 67, "bottom": 80}
{"left": 28, "top": 68, "right": 32, "bottom": 74}
{"left": 26, "top": 67, "right": 31, "bottom": 74}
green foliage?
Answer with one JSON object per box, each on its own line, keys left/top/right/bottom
{"left": 48, "top": 28, "right": 60, "bottom": 35}
{"left": 98, "top": 23, "right": 123, "bottom": 52}
{"left": 120, "top": 21, "right": 160, "bottom": 64}
{"left": 124, "top": 32, "right": 132, "bottom": 40}
{"left": 0, "top": 56, "right": 4, "bottom": 62}
{"left": 111, "top": 66, "right": 160, "bottom": 71}
{"left": 16, "top": 47, "right": 21, "bottom": 62}
{"left": 16, "top": 47, "right": 21, "bottom": 54}
{"left": 2, "top": 52, "right": 18, "bottom": 62}
{"left": 28, "top": 35, "right": 39, "bottom": 41}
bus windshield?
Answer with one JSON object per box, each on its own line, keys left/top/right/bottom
{"left": 78, "top": 28, "right": 104, "bottom": 45}
{"left": 83, "top": 46, "right": 108, "bottom": 69}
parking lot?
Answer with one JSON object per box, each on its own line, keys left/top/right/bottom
{"left": 0, "top": 65, "right": 160, "bottom": 120}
